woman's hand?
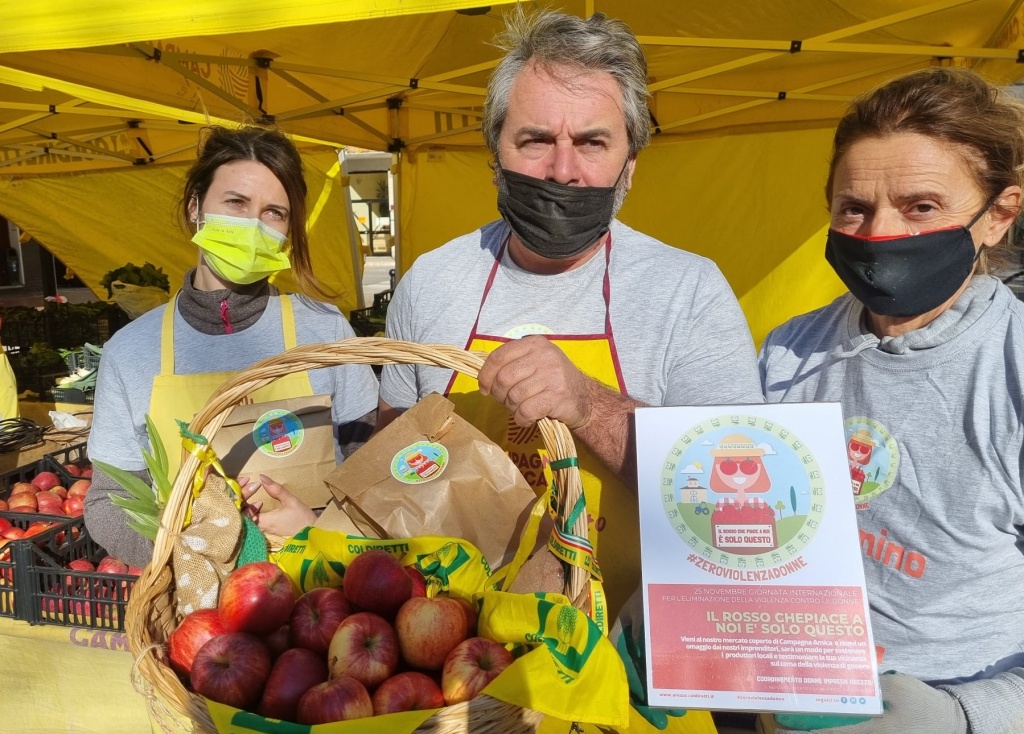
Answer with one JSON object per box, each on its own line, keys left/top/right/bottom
{"left": 239, "top": 474, "right": 317, "bottom": 537}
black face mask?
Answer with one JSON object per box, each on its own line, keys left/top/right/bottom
{"left": 824, "top": 206, "right": 990, "bottom": 317}
{"left": 496, "top": 162, "right": 628, "bottom": 259}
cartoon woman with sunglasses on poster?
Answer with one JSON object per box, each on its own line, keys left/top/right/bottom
{"left": 709, "top": 434, "right": 772, "bottom": 505}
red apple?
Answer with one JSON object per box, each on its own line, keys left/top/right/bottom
{"left": 289, "top": 587, "right": 352, "bottom": 655}
{"left": 10, "top": 481, "right": 37, "bottom": 495}
{"left": 7, "top": 493, "right": 37, "bottom": 512}
{"left": 372, "top": 671, "right": 445, "bottom": 714}
{"left": 63, "top": 463, "right": 82, "bottom": 477}
{"left": 127, "top": 565, "right": 143, "bottom": 575}
{"left": 405, "top": 566, "right": 428, "bottom": 598}
{"left": 327, "top": 612, "right": 399, "bottom": 689}
{"left": 23, "top": 521, "right": 55, "bottom": 539}
{"left": 256, "top": 647, "right": 329, "bottom": 721}
{"left": 395, "top": 596, "right": 470, "bottom": 671}
{"left": 31, "top": 471, "right": 61, "bottom": 491}
{"left": 97, "top": 556, "right": 130, "bottom": 575}
{"left": 441, "top": 636, "right": 514, "bottom": 704}
{"left": 81, "top": 466, "right": 93, "bottom": 478}
{"left": 167, "top": 609, "right": 228, "bottom": 677}
{"left": 62, "top": 497, "right": 84, "bottom": 517}
{"left": 452, "top": 596, "right": 478, "bottom": 636}
{"left": 47, "top": 486, "right": 68, "bottom": 500}
{"left": 1, "top": 527, "right": 25, "bottom": 540}
{"left": 67, "top": 479, "right": 91, "bottom": 498}
{"left": 0, "top": 517, "right": 10, "bottom": 533}
{"left": 190, "top": 633, "right": 272, "bottom": 711}
{"left": 35, "top": 493, "right": 64, "bottom": 515}
{"left": 263, "top": 625, "right": 291, "bottom": 660}
{"left": 0, "top": 499, "right": 6, "bottom": 512}
{"left": 342, "top": 550, "right": 412, "bottom": 617}
{"left": 218, "top": 561, "right": 297, "bottom": 635}
{"left": 297, "top": 677, "right": 372, "bottom": 725}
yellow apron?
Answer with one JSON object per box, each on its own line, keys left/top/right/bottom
{"left": 0, "top": 337, "right": 18, "bottom": 420}
{"left": 444, "top": 241, "right": 638, "bottom": 620}
{"left": 149, "top": 292, "right": 314, "bottom": 478}
{"left": 449, "top": 242, "right": 716, "bottom": 734}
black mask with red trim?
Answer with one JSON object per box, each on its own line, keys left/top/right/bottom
{"left": 824, "top": 204, "right": 991, "bottom": 317}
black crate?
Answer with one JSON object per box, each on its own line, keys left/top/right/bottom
{"left": 0, "top": 511, "right": 78, "bottom": 620}
{"left": 24, "top": 527, "right": 139, "bottom": 631}
{"left": 40, "top": 441, "right": 91, "bottom": 486}
{"left": 0, "top": 460, "right": 41, "bottom": 496}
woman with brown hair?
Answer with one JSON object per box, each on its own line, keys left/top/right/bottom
{"left": 761, "top": 67, "right": 1024, "bottom": 734}
{"left": 84, "top": 125, "right": 379, "bottom": 568}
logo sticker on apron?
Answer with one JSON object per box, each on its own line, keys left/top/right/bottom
{"left": 253, "top": 409, "right": 305, "bottom": 458}
{"left": 392, "top": 441, "right": 449, "bottom": 484}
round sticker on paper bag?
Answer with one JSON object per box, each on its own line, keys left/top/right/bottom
{"left": 253, "top": 409, "right": 305, "bottom": 458}
{"left": 391, "top": 441, "right": 448, "bottom": 484}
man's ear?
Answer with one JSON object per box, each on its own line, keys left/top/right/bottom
{"left": 982, "top": 185, "right": 1022, "bottom": 246}
{"left": 624, "top": 156, "right": 637, "bottom": 190}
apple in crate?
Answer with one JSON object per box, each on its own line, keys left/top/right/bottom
{"left": 7, "top": 493, "right": 37, "bottom": 512}
{"left": 441, "top": 637, "right": 515, "bottom": 705}
{"left": 62, "top": 497, "right": 85, "bottom": 517}
{"left": 31, "top": 471, "right": 61, "bottom": 491}
{"left": 218, "top": 561, "right": 297, "bottom": 635}
{"left": 297, "top": 677, "right": 373, "bottom": 725}
{"left": 327, "top": 612, "right": 399, "bottom": 688}
{"left": 190, "top": 633, "right": 272, "bottom": 711}
{"left": 342, "top": 549, "right": 412, "bottom": 617}
{"left": 68, "top": 479, "right": 91, "bottom": 499}
{"left": 167, "top": 609, "right": 228, "bottom": 677}
{"left": 372, "top": 671, "right": 445, "bottom": 714}
{"left": 257, "top": 646, "right": 328, "bottom": 722}
{"left": 97, "top": 556, "right": 130, "bottom": 575}
{"left": 395, "top": 596, "right": 470, "bottom": 670}
{"left": 289, "top": 586, "right": 351, "bottom": 655}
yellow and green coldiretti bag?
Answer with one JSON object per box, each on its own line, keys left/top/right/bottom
{"left": 200, "top": 528, "right": 629, "bottom": 733}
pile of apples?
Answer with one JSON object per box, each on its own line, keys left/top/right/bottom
{"left": 43, "top": 554, "right": 141, "bottom": 618}
{"left": 0, "top": 467, "right": 91, "bottom": 517}
{"left": 167, "top": 551, "right": 514, "bottom": 725}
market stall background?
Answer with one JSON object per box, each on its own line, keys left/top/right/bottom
{"left": 1, "top": 0, "right": 1024, "bottom": 344}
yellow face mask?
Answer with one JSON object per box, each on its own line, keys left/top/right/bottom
{"left": 192, "top": 213, "right": 291, "bottom": 285}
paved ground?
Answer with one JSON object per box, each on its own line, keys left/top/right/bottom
{"left": 361, "top": 254, "right": 394, "bottom": 307}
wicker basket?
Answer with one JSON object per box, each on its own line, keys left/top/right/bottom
{"left": 126, "top": 338, "right": 591, "bottom": 734}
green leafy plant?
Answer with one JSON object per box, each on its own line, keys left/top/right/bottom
{"left": 99, "top": 262, "right": 170, "bottom": 299}
{"left": 94, "top": 415, "right": 172, "bottom": 541}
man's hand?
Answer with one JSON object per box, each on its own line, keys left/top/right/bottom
{"left": 239, "top": 474, "right": 317, "bottom": 538}
{"left": 477, "top": 335, "right": 596, "bottom": 430}
{"left": 775, "top": 673, "right": 967, "bottom": 734}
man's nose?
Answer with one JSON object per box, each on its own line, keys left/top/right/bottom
{"left": 548, "top": 141, "right": 580, "bottom": 185}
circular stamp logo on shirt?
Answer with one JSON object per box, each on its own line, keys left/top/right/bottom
{"left": 391, "top": 441, "right": 449, "bottom": 484}
{"left": 503, "top": 323, "right": 554, "bottom": 339}
{"left": 253, "top": 409, "right": 304, "bottom": 459}
{"left": 843, "top": 416, "right": 899, "bottom": 505}
{"left": 661, "top": 414, "right": 824, "bottom": 569}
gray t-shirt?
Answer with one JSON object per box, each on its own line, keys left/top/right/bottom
{"left": 381, "top": 219, "right": 763, "bottom": 410}
{"left": 760, "top": 275, "right": 1024, "bottom": 730}
{"left": 88, "top": 293, "right": 380, "bottom": 471}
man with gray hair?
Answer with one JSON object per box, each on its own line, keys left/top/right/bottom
{"left": 380, "top": 6, "right": 761, "bottom": 638}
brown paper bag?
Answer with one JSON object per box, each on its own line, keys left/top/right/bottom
{"left": 213, "top": 394, "right": 335, "bottom": 511}
{"left": 318, "top": 392, "right": 538, "bottom": 569}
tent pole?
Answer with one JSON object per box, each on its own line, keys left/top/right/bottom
{"left": 339, "top": 149, "right": 366, "bottom": 310}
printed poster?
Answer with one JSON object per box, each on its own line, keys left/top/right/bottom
{"left": 636, "top": 402, "right": 882, "bottom": 715}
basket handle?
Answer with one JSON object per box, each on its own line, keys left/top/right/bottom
{"left": 147, "top": 337, "right": 590, "bottom": 605}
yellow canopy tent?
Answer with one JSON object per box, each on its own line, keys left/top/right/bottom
{"left": 2, "top": 0, "right": 1024, "bottom": 340}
